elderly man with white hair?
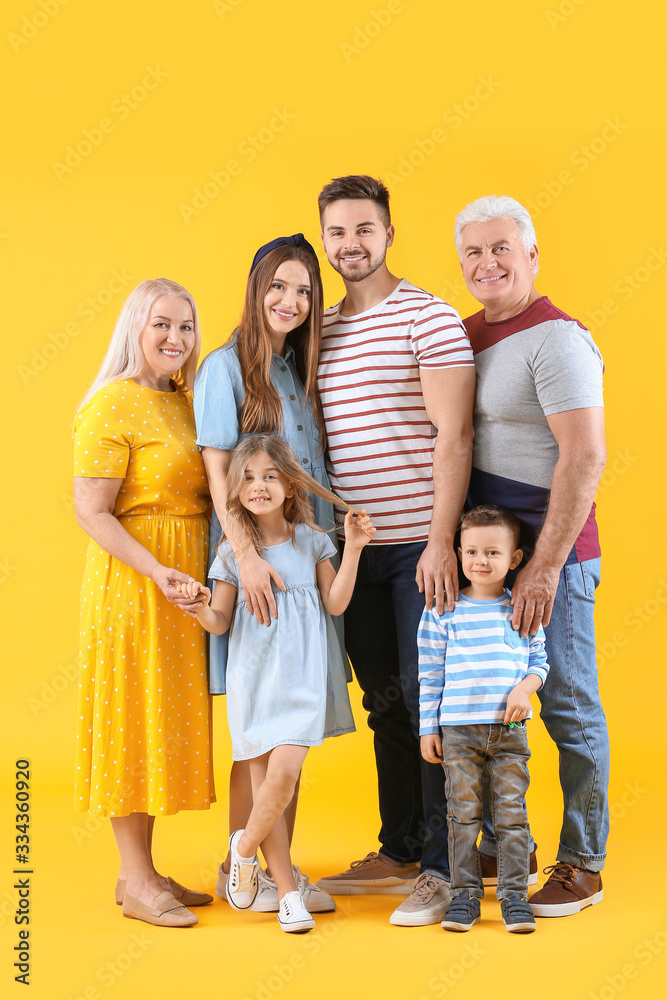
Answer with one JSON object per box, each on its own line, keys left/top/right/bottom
{"left": 454, "top": 195, "right": 609, "bottom": 918}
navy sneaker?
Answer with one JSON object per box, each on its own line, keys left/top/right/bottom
{"left": 500, "top": 893, "right": 536, "bottom": 933}
{"left": 440, "top": 893, "right": 481, "bottom": 932}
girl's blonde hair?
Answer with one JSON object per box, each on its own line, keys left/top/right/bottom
{"left": 76, "top": 278, "right": 201, "bottom": 413}
{"left": 224, "top": 435, "right": 350, "bottom": 555}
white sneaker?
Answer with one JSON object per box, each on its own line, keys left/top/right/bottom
{"left": 225, "top": 829, "right": 259, "bottom": 910}
{"left": 216, "top": 864, "right": 336, "bottom": 913}
{"left": 277, "top": 890, "right": 315, "bottom": 933}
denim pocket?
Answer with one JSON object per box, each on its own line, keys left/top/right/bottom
{"left": 504, "top": 620, "right": 522, "bottom": 649}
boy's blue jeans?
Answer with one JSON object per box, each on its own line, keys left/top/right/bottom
{"left": 480, "top": 558, "right": 609, "bottom": 871}
{"left": 442, "top": 723, "right": 531, "bottom": 900}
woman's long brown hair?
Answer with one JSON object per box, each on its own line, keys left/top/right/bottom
{"left": 235, "top": 244, "right": 325, "bottom": 446}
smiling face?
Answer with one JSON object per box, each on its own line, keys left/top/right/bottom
{"left": 136, "top": 295, "right": 195, "bottom": 390}
{"left": 321, "top": 198, "right": 394, "bottom": 283}
{"left": 262, "top": 260, "right": 312, "bottom": 352}
{"left": 239, "top": 451, "right": 294, "bottom": 518}
{"left": 460, "top": 218, "right": 539, "bottom": 322}
{"left": 458, "top": 524, "right": 523, "bottom": 599}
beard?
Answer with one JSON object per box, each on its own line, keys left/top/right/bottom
{"left": 331, "top": 245, "right": 388, "bottom": 283}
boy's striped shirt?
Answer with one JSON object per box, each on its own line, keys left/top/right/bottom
{"left": 418, "top": 592, "right": 549, "bottom": 730}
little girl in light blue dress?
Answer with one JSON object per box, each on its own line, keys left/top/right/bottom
{"left": 182, "top": 435, "right": 374, "bottom": 934}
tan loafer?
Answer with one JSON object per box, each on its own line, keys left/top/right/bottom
{"left": 115, "top": 877, "right": 213, "bottom": 906}
{"left": 122, "top": 890, "right": 198, "bottom": 927}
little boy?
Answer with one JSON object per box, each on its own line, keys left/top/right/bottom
{"left": 419, "top": 505, "right": 549, "bottom": 934}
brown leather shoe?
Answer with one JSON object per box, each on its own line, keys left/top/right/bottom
{"left": 479, "top": 844, "right": 538, "bottom": 886}
{"left": 115, "top": 878, "right": 213, "bottom": 906}
{"left": 122, "top": 890, "right": 198, "bottom": 927}
{"left": 529, "top": 863, "right": 603, "bottom": 917}
{"left": 316, "top": 852, "right": 420, "bottom": 895}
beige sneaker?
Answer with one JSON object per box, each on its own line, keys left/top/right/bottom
{"left": 316, "top": 852, "right": 419, "bottom": 895}
{"left": 389, "top": 873, "right": 451, "bottom": 925}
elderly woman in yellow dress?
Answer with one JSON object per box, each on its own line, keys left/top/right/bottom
{"left": 73, "top": 279, "right": 215, "bottom": 928}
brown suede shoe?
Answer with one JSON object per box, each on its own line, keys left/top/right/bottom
{"left": 479, "top": 844, "right": 538, "bottom": 886}
{"left": 316, "top": 852, "right": 419, "bottom": 895}
{"left": 529, "top": 863, "right": 603, "bottom": 917}
{"left": 115, "top": 878, "right": 213, "bottom": 907}
{"left": 122, "top": 890, "right": 198, "bottom": 927}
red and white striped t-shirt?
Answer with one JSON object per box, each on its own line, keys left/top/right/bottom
{"left": 318, "top": 279, "right": 474, "bottom": 544}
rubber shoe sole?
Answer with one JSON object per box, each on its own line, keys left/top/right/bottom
{"left": 441, "top": 914, "right": 480, "bottom": 932}
{"left": 531, "top": 888, "right": 603, "bottom": 918}
{"left": 315, "top": 878, "right": 416, "bottom": 896}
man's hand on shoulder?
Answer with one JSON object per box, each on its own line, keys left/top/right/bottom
{"left": 510, "top": 559, "right": 561, "bottom": 637}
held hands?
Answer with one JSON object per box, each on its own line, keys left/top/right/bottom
{"left": 420, "top": 733, "right": 443, "bottom": 764}
{"left": 152, "top": 564, "right": 203, "bottom": 617}
{"left": 177, "top": 579, "right": 211, "bottom": 608}
{"left": 343, "top": 508, "right": 376, "bottom": 549}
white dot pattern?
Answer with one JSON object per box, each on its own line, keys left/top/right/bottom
{"left": 73, "top": 380, "right": 216, "bottom": 818}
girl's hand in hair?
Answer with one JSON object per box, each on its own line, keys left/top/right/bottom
{"left": 343, "top": 508, "right": 376, "bottom": 550}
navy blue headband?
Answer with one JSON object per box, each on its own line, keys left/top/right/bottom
{"left": 250, "top": 233, "right": 317, "bottom": 273}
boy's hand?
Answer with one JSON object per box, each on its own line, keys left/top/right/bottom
{"left": 343, "top": 508, "right": 376, "bottom": 549}
{"left": 177, "top": 580, "right": 211, "bottom": 606}
{"left": 504, "top": 681, "right": 532, "bottom": 725}
{"left": 420, "top": 733, "right": 443, "bottom": 764}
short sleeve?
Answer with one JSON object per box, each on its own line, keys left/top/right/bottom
{"left": 73, "top": 390, "right": 131, "bottom": 478}
{"left": 411, "top": 298, "right": 474, "bottom": 370}
{"left": 534, "top": 325, "right": 604, "bottom": 416}
{"left": 314, "top": 528, "right": 336, "bottom": 563}
{"left": 208, "top": 543, "right": 239, "bottom": 586}
{"left": 193, "top": 345, "right": 243, "bottom": 450}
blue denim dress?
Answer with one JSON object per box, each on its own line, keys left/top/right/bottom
{"left": 193, "top": 335, "right": 348, "bottom": 694}
{"left": 210, "top": 525, "right": 355, "bottom": 759}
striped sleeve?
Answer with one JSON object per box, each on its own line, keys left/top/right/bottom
{"left": 526, "top": 626, "right": 549, "bottom": 688}
{"left": 418, "top": 607, "right": 448, "bottom": 736}
{"left": 410, "top": 298, "right": 474, "bottom": 369}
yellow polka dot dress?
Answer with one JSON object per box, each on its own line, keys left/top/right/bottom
{"left": 73, "top": 379, "right": 215, "bottom": 817}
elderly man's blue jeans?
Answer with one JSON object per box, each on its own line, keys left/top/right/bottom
{"left": 341, "top": 540, "right": 450, "bottom": 880}
{"left": 480, "top": 557, "right": 609, "bottom": 871}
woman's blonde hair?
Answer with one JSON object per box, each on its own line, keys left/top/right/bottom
{"left": 223, "top": 435, "right": 350, "bottom": 556}
{"left": 76, "top": 278, "right": 201, "bottom": 413}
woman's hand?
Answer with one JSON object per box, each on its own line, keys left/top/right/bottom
{"left": 237, "top": 548, "right": 286, "bottom": 626}
{"left": 343, "top": 509, "right": 376, "bottom": 550}
{"left": 152, "top": 564, "right": 202, "bottom": 616}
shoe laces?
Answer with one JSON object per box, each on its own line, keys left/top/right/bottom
{"left": 230, "top": 860, "right": 257, "bottom": 893}
{"left": 541, "top": 862, "right": 580, "bottom": 886}
{"left": 409, "top": 873, "right": 444, "bottom": 902}
{"left": 349, "top": 852, "right": 381, "bottom": 870}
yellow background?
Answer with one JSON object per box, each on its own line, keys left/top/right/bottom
{"left": 2, "top": 0, "right": 665, "bottom": 997}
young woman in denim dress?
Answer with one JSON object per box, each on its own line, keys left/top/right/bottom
{"left": 193, "top": 235, "right": 351, "bottom": 913}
